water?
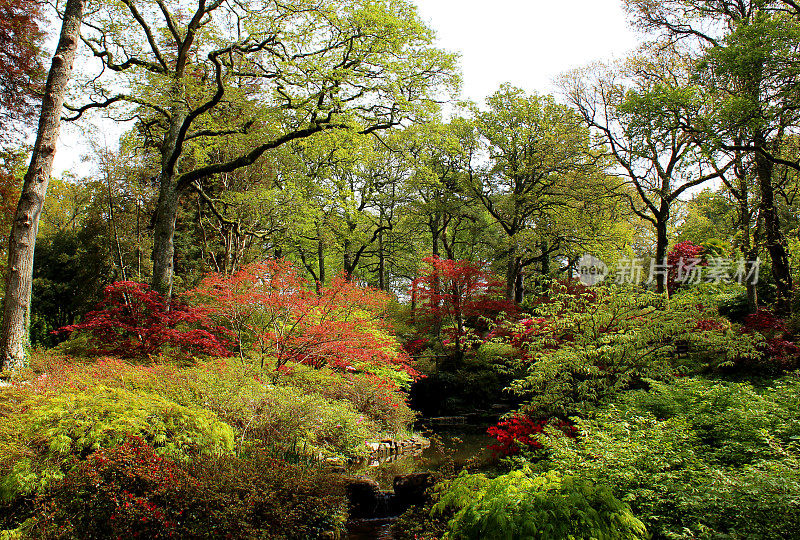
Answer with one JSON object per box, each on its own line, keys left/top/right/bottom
{"left": 346, "top": 518, "right": 397, "bottom": 540}
{"left": 344, "top": 424, "right": 495, "bottom": 539}
{"left": 346, "top": 425, "right": 495, "bottom": 490}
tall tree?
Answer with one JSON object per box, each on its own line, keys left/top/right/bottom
{"left": 564, "top": 53, "right": 728, "bottom": 293}
{"left": 470, "top": 85, "right": 599, "bottom": 301}
{"left": 68, "top": 0, "right": 457, "bottom": 297}
{"left": 0, "top": 0, "right": 87, "bottom": 371}
{"left": 624, "top": 0, "right": 799, "bottom": 310}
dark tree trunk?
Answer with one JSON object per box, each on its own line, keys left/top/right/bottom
{"left": 0, "top": 0, "right": 86, "bottom": 371}
{"left": 755, "top": 139, "right": 793, "bottom": 315}
{"left": 378, "top": 229, "right": 387, "bottom": 291}
{"left": 514, "top": 269, "right": 524, "bottom": 304}
{"left": 317, "top": 232, "right": 325, "bottom": 289}
{"left": 505, "top": 248, "right": 521, "bottom": 302}
{"left": 540, "top": 241, "right": 550, "bottom": 275}
{"left": 654, "top": 216, "right": 669, "bottom": 295}
{"left": 737, "top": 173, "right": 758, "bottom": 312}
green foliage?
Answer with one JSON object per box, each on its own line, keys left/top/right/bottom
{"left": 433, "top": 468, "right": 648, "bottom": 540}
{"left": 539, "top": 376, "right": 800, "bottom": 539}
{"left": 0, "top": 385, "right": 235, "bottom": 500}
{"left": 505, "top": 286, "right": 761, "bottom": 416}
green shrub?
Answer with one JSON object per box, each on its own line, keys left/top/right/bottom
{"left": 0, "top": 385, "right": 235, "bottom": 500}
{"left": 539, "top": 376, "right": 800, "bottom": 538}
{"left": 433, "top": 468, "right": 648, "bottom": 540}
{"left": 287, "top": 365, "right": 416, "bottom": 433}
{"left": 503, "top": 287, "right": 761, "bottom": 416}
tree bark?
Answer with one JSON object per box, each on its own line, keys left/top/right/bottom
{"left": 754, "top": 138, "right": 793, "bottom": 314}
{"left": 0, "top": 0, "right": 86, "bottom": 372}
{"left": 378, "top": 228, "right": 386, "bottom": 291}
{"left": 151, "top": 178, "right": 180, "bottom": 297}
{"left": 505, "top": 249, "right": 517, "bottom": 302}
{"left": 150, "top": 109, "right": 187, "bottom": 297}
{"left": 654, "top": 214, "right": 669, "bottom": 295}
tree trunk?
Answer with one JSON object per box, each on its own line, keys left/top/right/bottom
{"left": 505, "top": 247, "right": 518, "bottom": 302}
{"left": 151, "top": 178, "right": 180, "bottom": 297}
{"left": 150, "top": 108, "right": 187, "bottom": 297}
{"left": 514, "top": 269, "right": 524, "bottom": 304}
{"left": 378, "top": 229, "right": 386, "bottom": 291}
{"left": 540, "top": 241, "right": 550, "bottom": 275}
{"left": 0, "top": 0, "right": 86, "bottom": 372}
{"left": 755, "top": 138, "right": 793, "bottom": 315}
{"left": 654, "top": 216, "right": 669, "bottom": 295}
{"left": 737, "top": 174, "right": 758, "bottom": 312}
{"left": 317, "top": 229, "right": 325, "bottom": 289}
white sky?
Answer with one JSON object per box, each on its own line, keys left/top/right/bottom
{"left": 412, "top": 0, "right": 641, "bottom": 103}
{"left": 54, "top": 0, "right": 641, "bottom": 176}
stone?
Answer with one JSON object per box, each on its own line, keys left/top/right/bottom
{"left": 392, "top": 472, "right": 436, "bottom": 508}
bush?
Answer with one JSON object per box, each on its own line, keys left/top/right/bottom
{"left": 58, "top": 281, "right": 232, "bottom": 359}
{"left": 288, "top": 366, "right": 416, "bottom": 434}
{"left": 539, "top": 376, "right": 800, "bottom": 538}
{"left": 494, "top": 286, "right": 761, "bottom": 416}
{"left": 0, "top": 385, "right": 235, "bottom": 500}
{"left": 190, "top": 260, "right": 416, "bottom": 378}
{"left": 24, "top": 438, "right": 348, "bottom": 539}
{"left": 433, "top": 468, "right": 648, "bottom": 540}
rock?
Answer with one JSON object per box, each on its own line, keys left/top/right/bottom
{"left": 392, "top": 472, "right": 436, "bottom": 508}
{"left": 346, "top": 477, "right": 393, "bottom": 518}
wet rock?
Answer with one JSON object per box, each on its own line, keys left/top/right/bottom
{"left": 346, "top": 477, "right": 393, "bottom": 518}
{"left": 392, "top": 472, "right": 436, "bottom": 508}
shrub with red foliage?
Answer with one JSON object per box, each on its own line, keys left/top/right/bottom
{"left": 30, "top": 437, "right": 197, "bottom": 539}
{"left": 29, "top": 437, "right": 347, "bottom": 539}
{"left": 191, "top": 260, "right": 416, "bottom": 376}
{"left": 667, "top": 241, "right": 706, "bottom": 293}
{"left": 488, "top": 414, "right": 576, "bottom": 457}
{"left": 59, "top": 281, "right": 233, "bottom": 358}
{"left": 412, "top": 257, "right": 517, "bottom": 355}
{"left": 741, "top": 308, "right": 800, "bottom": 372}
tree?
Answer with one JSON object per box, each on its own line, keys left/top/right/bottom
{"left": 563, "top": 53, "right": 728, "bottom": 293}
{"left": 412, "top": 256, "right": 514, "bottom": 361}
{"left": 0, "top": 0, "right": 87, "bottom": 372}
{"left": 0, "top": 0, "right": 45, "bottom": 142}
{"left": 68, "top": 0, "right": 457, "bottom": 297}
{"left": 624, "top": 0, "right": 799, "bottom": 310}
{"left": 470, "top": 85, "right": 600, "bottom": 301}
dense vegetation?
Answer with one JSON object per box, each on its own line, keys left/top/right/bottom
{"left": 1, "top": 0, "right": 800, "bottom": 538}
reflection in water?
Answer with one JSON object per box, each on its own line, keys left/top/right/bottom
{"left": 347, "top": 426, "right": 495, "bottom": 490}
{"left": 344, "top": 425, "right": 495, "bottom": 539}
{"left": 346, "top": 518, "right": 396, "bottom": 540}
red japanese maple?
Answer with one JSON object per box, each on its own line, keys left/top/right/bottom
{"left": 487, "top": 413, "right": 576, "bottom": 457}
{"left": 190, "top": 260, "right": 415, "bottom": 375}
{"left": 667, "top": 241, "right": 706, "bottom": 293}
{"left": 412, "top": 257, "right": 516, "bottom": 357}
{"left": 59, "top": 281, "right": 233, "bottom": 358}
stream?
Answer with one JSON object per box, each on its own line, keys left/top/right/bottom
{"left": 344, "top": 423, "right": 496, "bottom": 539}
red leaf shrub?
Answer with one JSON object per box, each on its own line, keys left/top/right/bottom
{"left": 741, "top": 308, "right": 800, "bottom": 372}
{"left": 488, "top": 414, "right": 576, "bottom": 457}
{"left": 30, "top": 437, "right": 197, "bottom": 539}
{"left": 667, "top": 241, "right": 706, "bottom": 293}
{"left": 58, "top": 282, "right": 233, "bottom": 358}
{"left": 29, "top": 437, "right": 347, "bottom": 539}
{"left": 191, "top": 260, "right": 416, "bottom": 376}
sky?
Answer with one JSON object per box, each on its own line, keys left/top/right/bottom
{"left": 412, "top": 0, "right": 641, "bottom": 103}
{"left": 54, "top": 0, "right": 642, "bottom": 176}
